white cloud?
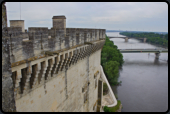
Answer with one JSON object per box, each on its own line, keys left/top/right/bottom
{"left": 6, "top": 2, "right": 168, "bottom": 32}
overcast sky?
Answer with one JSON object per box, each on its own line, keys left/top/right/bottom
{"left": 6, "top": 2, "right": 168, "bottom": 32}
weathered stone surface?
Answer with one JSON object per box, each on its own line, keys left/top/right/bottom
{"left": 10, "top": 20, "right": 25, "bottom": 32}
{"left": 13, "top": 47, "right": 103, "bottom": 112}
{"left": 2, "top": 37, "right": 16, "bottom": 112}
{"left": 2, "top": 2, "right": 7, "bottom": 29}
{"left": 2, "top": 2, "right": 106, "bottom": 112}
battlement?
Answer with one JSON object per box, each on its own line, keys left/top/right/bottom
{"left": 2, "top": 5, "right": 106, "bottom": 111}
{"left": 10, "top": 20, "right": 25, "bottom": 32}
{"left": 2, "top": 26, "right": 106, "bottom": 64}
{"left": 52, "top": 15, "right": 66, "bottom": 19}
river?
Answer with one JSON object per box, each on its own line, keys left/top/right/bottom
{"left": 106, "top": 32, "right": 168, "bottom": 112}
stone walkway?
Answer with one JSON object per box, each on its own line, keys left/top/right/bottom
{"left": 102, "top": 93, "right": 114, "bottom": 106}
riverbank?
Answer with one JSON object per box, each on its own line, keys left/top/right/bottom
{"left": 103, "top": 100, "right": 122, "bottom": 112}
{"left": 106, "top": 32, "right": 168, "bottom": 112}
{"left": 101, "top": 35, "right": 123, "bottom": 112}
{"left": 120, "top": 32, "right": 168, "bottom": 48}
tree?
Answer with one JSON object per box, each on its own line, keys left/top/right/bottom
{"left": 101, "top": 36, "right": 124, "bottom": 86}
{"left": 104, "top": 61, "right": 119, "bottom": 85}
{"left": 104, "top": 106, "right": 111, "bottom": 112}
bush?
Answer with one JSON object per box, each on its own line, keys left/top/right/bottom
{"left": 103, "top": 106, "right": 111, "bottom": 112}
{"left": 104, "top": 100, "right": 121, "bottom": 112}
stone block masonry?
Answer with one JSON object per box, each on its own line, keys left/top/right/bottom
{"left": 10, "top": 20, "right": 25, "bottom": 32}
{"left": 2, "top": 2, "right": 16, "bottom": 112}
{"left": 11, "top": 40, "right": 105, "bottom": 112}
{"left": 2, "top": 27, "right": 105, "bottom": 64}
{"left": 2, "top": 2, "right": 106, "bottom": 112}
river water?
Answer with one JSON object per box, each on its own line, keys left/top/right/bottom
{"left": 106, "top": 32, "right": 168, "bottom": 112}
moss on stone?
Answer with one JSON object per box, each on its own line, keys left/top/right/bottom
{"left": 84, "top": 42, "right": 93, "bottom": 45}
{"left": 45, "top": 51, "right": 54, "bottom": 56}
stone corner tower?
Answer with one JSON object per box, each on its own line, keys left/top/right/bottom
{"left": 52, "top": 15, "right": 66, "bottom": 35}
{"left": 9, "top": 20, "right": 25, "bottom": 32}
{"left": 52, "top": 15, "right": 66, "bottom": 28}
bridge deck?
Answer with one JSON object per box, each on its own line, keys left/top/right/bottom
{"left": 108, "top": 36, "right": 146, "bottom": 39}
{"left": 108, "top": 36, "right": 126, "bottom": 38}
{"left": 119, "top": 49, "right": 168, "bottom": 53}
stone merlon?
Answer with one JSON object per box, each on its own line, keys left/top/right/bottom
{"left": 52, "top": 15, "right": 66, "bottom": 19}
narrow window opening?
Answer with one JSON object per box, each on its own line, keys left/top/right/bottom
{"left": 82, "top": 87, "right": 84, "bottom": 93}
{"left": 84, "top": 92, "right": 86, "bottom": 103}
{"left": 95, "top": 79, "right": 97, "bottom": 88}
{"left": 84, "top": 91, "right": 88, "bottom": 103}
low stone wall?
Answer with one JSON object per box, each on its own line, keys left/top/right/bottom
{"left": 100, "top": 65, "right": 117, "bottom": 107}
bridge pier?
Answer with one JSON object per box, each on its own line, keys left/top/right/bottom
{"left": 125, "top": 37, "right": 128, "bottom": 42}
{"left": 155, "top": 53, "right": 160, "bottom": 59}
{"left": 143, "top": 38, "right": 147, "bottom": 43}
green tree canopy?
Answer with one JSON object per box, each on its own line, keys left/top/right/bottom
{"left": 101, "top": 35, "right": 124, "bottom": 86}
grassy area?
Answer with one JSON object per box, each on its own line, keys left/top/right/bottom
{"left": 103, "top": 100, "right": 121, "bottom": 112}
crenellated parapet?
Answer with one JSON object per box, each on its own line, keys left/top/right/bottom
{"left": 2, "top": 14, "right": 106, "bottom": 110}
{"left": 3, "top": 26, "right": 106, "bottom": 64}
{"left": 2, "top": 2, "right": 106, "bottom": 111}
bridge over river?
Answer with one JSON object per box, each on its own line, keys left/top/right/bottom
{"left": 108, "top": 36, "right": 147, "bottom": 42}
{"left": 119, "top": 48, "right": 168, "bottom": 59}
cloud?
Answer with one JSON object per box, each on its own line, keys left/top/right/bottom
{"left": 6, "top": 2, "right": 168, "bottom": 32}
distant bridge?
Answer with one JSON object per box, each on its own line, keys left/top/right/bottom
{"left": 119, "top": 49, "right": 168, "bottom": 59}
{"left": 107, "top": 36, "right": 127, "bottom": 38}
{"left": 108, "top": 36, "right": 147, "bottom": 43}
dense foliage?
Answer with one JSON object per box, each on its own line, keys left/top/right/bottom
{"left": 103, "top": 100, "right": 121, "bottom": 112}
{"left": 101, "top": 35, "right": 124, "bottom": 86}
{"left": 120, "top": 32, "right": 168, "bottom": 48}
{"left": 103, "top": 106, "right": 111, "bottom": 112}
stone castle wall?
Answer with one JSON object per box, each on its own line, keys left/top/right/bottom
{"left": 10, "top": 20, "right": 25, "bottom": 32}
{"left": 2, "top": 2, "right": 16, "bottom": 112}
{"left": 12, "top": 44, "right": 104, "bottom": 111}
{"left": 2, "top": 2, "right": 106, "bottom": 112}
{"left": 2, "top": 27, "right": 105, "bottom": 64}
{"left": 2, "top": 2, "right": 7, "bottom": 29}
